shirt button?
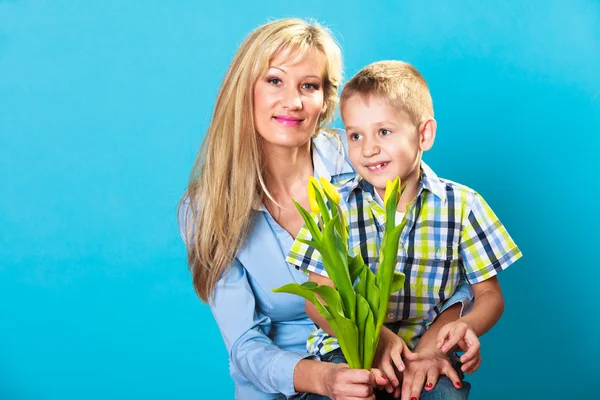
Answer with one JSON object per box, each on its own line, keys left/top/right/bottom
{"left": 387, "top": 312, "right": 395, "bottom": 321}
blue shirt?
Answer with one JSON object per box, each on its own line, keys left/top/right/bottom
{"left": 179, "top": 130, "right": 355, "bottom": 399}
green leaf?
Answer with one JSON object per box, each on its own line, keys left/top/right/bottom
{"left": 272, "top": 283, "right": 317, "bottom": 304}
{"left": 321, "top": 215, "right": 355, "bottom": 320}
{"left": 390, "top": 272, "right": 406, "bottom": 294}
{"left": 311, "top": 284, "right": 345, "bottom": 318}
{"left": 355, "top": 294, "right": 373, "bottom": 369}
{"left": 296, "top": 238, "right": 326, "bottom": 256}
{"left": 293, "top": 199, "right": 322, "bottom": 243}
{"left": 348, "top": 252, "right": 366, "bottom": 284}
{"left": 312, "top": 182, "right": 331, "bottom": 225}
{"left": 359, "top": 267, "right": 380, "bottom": 317}
{"left": 330, "top": 313, "right": 362, "bottom": 369}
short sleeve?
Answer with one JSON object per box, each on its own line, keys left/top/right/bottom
{"left": 459, "top": 192, "right": 522, "bottom": 284}
{"left": 286, "top": 220, "right": 329, "bottom": 277}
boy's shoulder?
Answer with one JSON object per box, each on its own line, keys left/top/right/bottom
{"left": 421, "top": 162, "right": 478, "bottom": 205}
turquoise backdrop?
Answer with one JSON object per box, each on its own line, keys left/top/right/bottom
{"left": 1, "top": 1, "right": 598, "bottom": 399}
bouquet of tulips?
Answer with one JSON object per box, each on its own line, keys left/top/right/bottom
{"left": 274, "top": 176, "right": 408, "bottom": 369}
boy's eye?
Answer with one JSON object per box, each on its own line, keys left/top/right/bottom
{"left": 349, "top": 133, "right": 362, "bottom": 141}
{"left": 380, "top": 129, "right": 391, "bottom": 136}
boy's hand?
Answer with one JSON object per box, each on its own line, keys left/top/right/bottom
{"left": 436, "top": 320, "right": 481, "bottom": 374}
{"left": 371, "top": 327, "right": 418, "bottom": 392}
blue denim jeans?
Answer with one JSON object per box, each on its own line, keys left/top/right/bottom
{"left": 295, "top": 348, "right": 470, "bottom": 400}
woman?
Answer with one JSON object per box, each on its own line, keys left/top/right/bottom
{"left": 179, "top": 18, "right": 472, "bottom": 400}
{"left": 179, "top": 19, "right": 380, "bottom": 399}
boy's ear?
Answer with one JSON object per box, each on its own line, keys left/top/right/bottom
{"left": 419, "top": 118, "right": 437, "bottom": 151}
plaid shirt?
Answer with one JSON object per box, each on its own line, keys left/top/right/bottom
{"left": 287, "top": 161, "right": 522, "bottom": 355}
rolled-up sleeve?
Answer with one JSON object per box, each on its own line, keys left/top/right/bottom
{"left": 439, "top": 276, "right": 474, "bottom": 316}
{"left": 211, "top": 260, "right": 312, "bottom": 397}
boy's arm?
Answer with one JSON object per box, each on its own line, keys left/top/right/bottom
{"left": 457, "top": 276, "right": 504, "bottom": 337}
{"left": 305, "top": 272, "right": 336, "bottom": 336}
{"left": 414, "top": 303, "right": 463, "bottom": 351}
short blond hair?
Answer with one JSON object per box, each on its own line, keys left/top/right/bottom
{"left": 341, "top": 60, "right": 433, "bottom": 125}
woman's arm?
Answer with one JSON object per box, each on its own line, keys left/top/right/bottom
{"left": 210, "top": 259, "right": 313, "bottom": 397}
{"left": 211, "top": 260, "right": 378, "bottom": 399}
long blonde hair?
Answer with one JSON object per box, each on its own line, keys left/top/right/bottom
{"left": 180, "top": 18, "right": 342, "bottom": 302}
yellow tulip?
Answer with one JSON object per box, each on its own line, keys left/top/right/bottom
{"left": 383, "top": 177, "right": 401, "bottom": 206}
{"left": 319, "top": 177, "right": 341, "bottom": 205}
{"left": 308, "top": 176, "right": 324, "bottom": 213}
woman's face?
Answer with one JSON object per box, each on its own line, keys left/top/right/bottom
{"left": 253, "top": 49, "right": 326, "bottom": 150}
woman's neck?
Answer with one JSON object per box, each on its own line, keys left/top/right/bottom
{"left": 263, "top": 141, "right": 313, "bottom": 197}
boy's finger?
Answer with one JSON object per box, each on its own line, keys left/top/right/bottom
{"left": 390, "top": 348, "right": 405, "bottom": 372}
{"left": 440, "top": 333, "right": 461, "bottom": 353}
{"left": 436, "top": 325, "right": 451, "bottom": 349}
{"left": 401, "top": 344, "right": 419, "bottom": 361}
{"left": 462, "top": 357, "right": 481, "bottom": 374}
{"left": 459, "top": 333, "right": 480, "bottom": 362}
{"left": 380, "top": 360, "right": 399, "bottom": 388}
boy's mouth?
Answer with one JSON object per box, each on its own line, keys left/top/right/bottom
{"left": 366, "top": 162, "right": 389, "bottom": 173}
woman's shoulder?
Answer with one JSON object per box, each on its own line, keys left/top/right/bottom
{"left": 314, "top": 128, "right": 347, "bottom": 152}
{"left": 313, "top": 128, "right": 354, "bottom": 180}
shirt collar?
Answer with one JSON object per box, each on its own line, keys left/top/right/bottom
{"left": 420, "top": 161, "right": 447, "bottom": 203}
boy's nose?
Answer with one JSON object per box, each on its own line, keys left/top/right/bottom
{"left": 362, "top": 139, "right": 380, "bottom": 157}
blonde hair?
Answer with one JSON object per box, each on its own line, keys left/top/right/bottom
{"left": 341, "top": 60, "right": 433, "bottom": 125}
{"left": 180, "top": 18, "right": 342, "bottom": 302}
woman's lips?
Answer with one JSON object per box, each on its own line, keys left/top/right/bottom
{"left": 274, "top": 115, "right": 302, "bottom": 126}
{"left": 365, "top": 162, "right": 389, "bottom": 173}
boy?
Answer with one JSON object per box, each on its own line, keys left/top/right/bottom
{"left": 287, "top": 61, "right": 522, "bottom": 399}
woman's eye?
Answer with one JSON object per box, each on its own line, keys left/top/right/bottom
{"left": 268, "top": 78, "right": 282, "bottom": 85}
{"left": 302, "top": 83, "right": 319, "bottom": 90}
{"left": 380, "top": 129, "right": 391, "bottom": 136}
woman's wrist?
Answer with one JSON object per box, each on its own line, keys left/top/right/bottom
{"left": 294, "top": 358, "right": 339, "bottom": 396}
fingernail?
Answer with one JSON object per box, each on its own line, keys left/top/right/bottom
{"left": 426, "top": 383, "right": 433, "bottom": 388}
{"left": 455, "top": 381, "right": 462, "bottom": 388}
{"left": 410, "top": 397, "right": 417, "bottom": 400}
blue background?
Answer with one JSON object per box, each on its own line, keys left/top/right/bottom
{"left": 1, "top": 1, "right": 598, "bottom": 398}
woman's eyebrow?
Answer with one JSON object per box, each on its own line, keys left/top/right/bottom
{"left": 268, "top": 66, "right": 322, "bottom": 80}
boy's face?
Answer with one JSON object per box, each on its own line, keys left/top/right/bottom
{"left": 342, "top": 94, "right": 433, "bottom": 201}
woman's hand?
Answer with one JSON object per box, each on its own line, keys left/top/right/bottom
{"left": 436, "top": 320, "right": 481, "bottom": 374}
{"left": 322, "top": 363, "right": 387, "bottom": 400}
{"left": 400, "top": 347, "right": 462, "bottom": 400}
{"left": 371, "top": 327, "right": 419, "bottom": 392}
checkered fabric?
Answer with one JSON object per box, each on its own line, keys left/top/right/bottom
{"left": 287, "top": 162, "right": 522, "bottom": 355}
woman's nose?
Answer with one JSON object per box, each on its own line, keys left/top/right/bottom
{"left": 281, "top": 87, "right": 302, "bottom": 111}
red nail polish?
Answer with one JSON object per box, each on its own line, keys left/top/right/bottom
{"left": 456, "top": 381, "right": 462, "bottom": 388}
{"left": 410, "top": 397, "right": 417, "bottom": 400}
{"left": 426, "top": 383, "right": 433, "bottom": 388}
